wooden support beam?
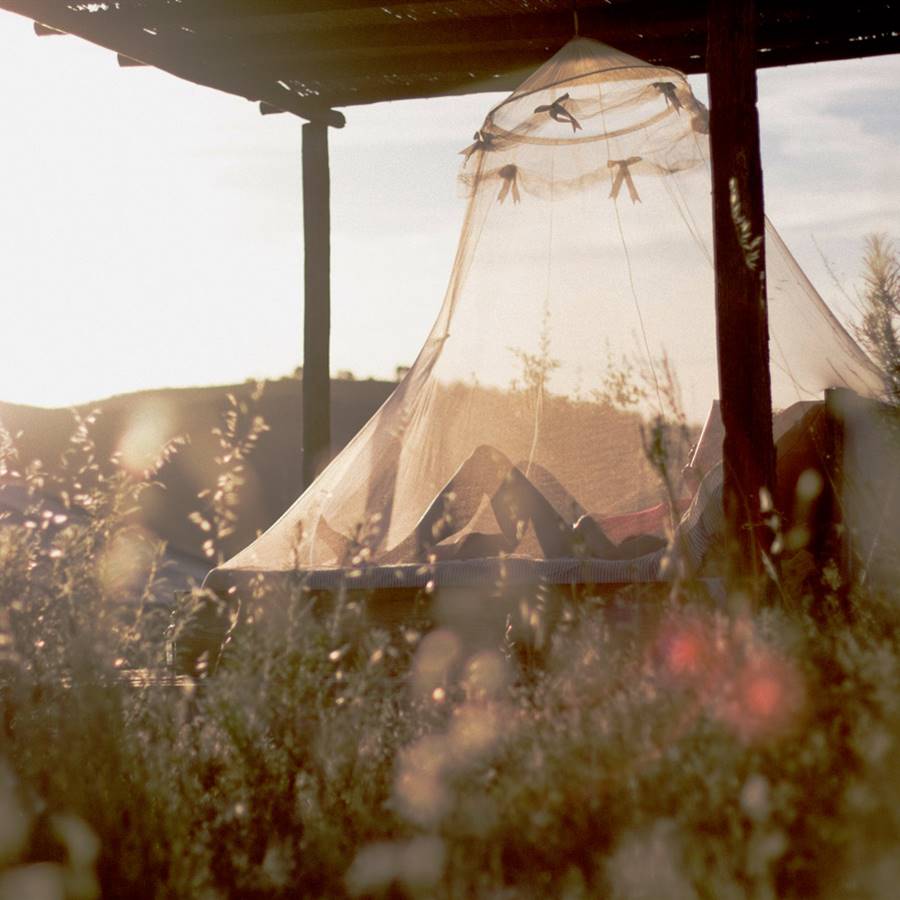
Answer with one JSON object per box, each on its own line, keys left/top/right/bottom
{"left": 261, "top": 89, "right": 345, "bottom": 127}
{"left": 707, "top": 0, "right": 777, "bottom": 595}
{"left": 823, "top": 388, "right": 852, "bottom": 587}
{"left": 301, "top": 120, "right": 332, "bottom": 490}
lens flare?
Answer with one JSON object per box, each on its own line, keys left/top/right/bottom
{"left": 654, "top": 614, "right": 722, "bottom": 686}
{"left": 719, "top": 651, "right": 806, "bottom": 742}
{"left": 117, "top": 399, "right": 175, "bottom": 475}
{"left": 96, "top": 527, "right": 157, "bottom": 597}
{"left": 411, "top": 628, "right": 461, "bottom": 696}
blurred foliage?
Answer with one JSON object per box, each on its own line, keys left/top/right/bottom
{"left": 0, "top": 244, "right": 898, "bottom": 899}
{"left": 854, "top": 234, "right": 900, "bottom": 405}
{"left": 0, "top": 410, "right": 898, "bottom": 897}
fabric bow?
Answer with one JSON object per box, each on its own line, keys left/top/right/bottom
{"left": 653, "top": 81, "right": 710, "bottom": 133}
{"left": 653, "top": 81, "right": 684, "bottom": 113}
{"left": 460, "top": 129, "right": 495, "bottom": 164}
{"left": 608, "top": 157, "right": 642, "bottom": 203}
{"left": 533, "top": 92, "right": 582, "bottom": 132}
{"left": 497, "top": 164, "right": 521, "bottom": 204}
{"left": 689, "top": 102, "right": 710, "bottom": 134}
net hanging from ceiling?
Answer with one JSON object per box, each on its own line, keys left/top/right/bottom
{"left": 206, "top": 38, "right": 882, "bottom": 594}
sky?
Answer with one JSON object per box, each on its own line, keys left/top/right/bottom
{"left": 0, "top": 11, "right": 897, "bottom": 409}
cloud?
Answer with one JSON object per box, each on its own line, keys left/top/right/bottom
{"left": 757, "top": 58, "right": 900, "bottom": 228}
{"left": 743, "top": 56, "right": 900, "bottom": 316}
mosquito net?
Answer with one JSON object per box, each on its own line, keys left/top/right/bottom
{"left": 206, "top": 38, "right": 882, "bottom": 593}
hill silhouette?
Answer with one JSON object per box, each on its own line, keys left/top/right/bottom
{"left": 0, "top": 376, "right": 396, "bottom": 582}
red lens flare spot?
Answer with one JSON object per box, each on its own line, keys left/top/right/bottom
{"left": 654, "top": 617, "right": 721, "bottom": 686}
{"left": 744, "top": 672, "right": 782, "bottom": 718}
{"left": 667, "top": 630, "right": 706, "bottom": 677}
{"left": 723, "top": 653, "right": 806, "bottom": 742}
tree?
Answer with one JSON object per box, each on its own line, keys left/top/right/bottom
{"left": 855, "top": 234, "right": 900, "bottom": 404}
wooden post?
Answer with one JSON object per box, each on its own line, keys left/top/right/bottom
{"left": 302, "top": 120, "right": 332, "bottom": 489}
{"left": 823, "top": 388, "right": 855, "bottom": 586}
{"left": 706, "top": 0, "right": 777, "bottom": 593}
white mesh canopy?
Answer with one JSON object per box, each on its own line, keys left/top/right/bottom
{"left": 208, "top": 38, "right": 882, "bottom": 589}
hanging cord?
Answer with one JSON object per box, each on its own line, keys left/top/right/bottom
{"left": 663, "top": 174, "right": 713, "bottom": 267}
{"left": 597, "top": 85, "right": 665, "bottom": 416}
{"left": 524, "top": 151, "right": 557, "bottom": 479}
{"left": 650, "top": 83, "right": 713, "bottom": 266}
{"left": 572, "top": 1, "right": 580, "bottom": 36}
{"left": 610, "top": 199, "right": 665, "bottom": 417}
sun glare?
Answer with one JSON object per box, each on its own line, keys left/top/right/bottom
{"left": 0, "top": 13, "right": 896, "bottom": 412}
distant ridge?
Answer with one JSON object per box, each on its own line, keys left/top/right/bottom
{"left": 0, "top": 377, "right": 396, "bottom": 570}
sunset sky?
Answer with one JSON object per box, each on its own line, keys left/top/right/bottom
{"left": 0, "top": 11, "right": 898, "bottom": 409}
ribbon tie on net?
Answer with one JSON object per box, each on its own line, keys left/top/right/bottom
{"left": 533, "top": 92, "right": 582, "bottom": 132}
{"left": 653, "top": 81, "right": 683, "bottom": 113}
{"left": 497, "top": 164, "right": 521, "bottom": 204}
{"left": 460, "top": 129, "right": 495, "bottom": 164}
{"left": 689, "top": 100, "right": 709, "bottom": 134}
{"left": 652, "top": 81, "right": 709, "bottom": 133}
{"left": 608, "top": 157, "right": 642, "bottom": 203}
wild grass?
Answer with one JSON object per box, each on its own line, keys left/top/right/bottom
{"left": 1, "top": 235, "right": 898, "bottom": 897}
{"left": 0, "top": 407, "right": 898, "bottom": 899}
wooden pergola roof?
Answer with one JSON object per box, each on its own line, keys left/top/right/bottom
{"left": 2, "top": 1, "right": 898, "bottom": 128}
